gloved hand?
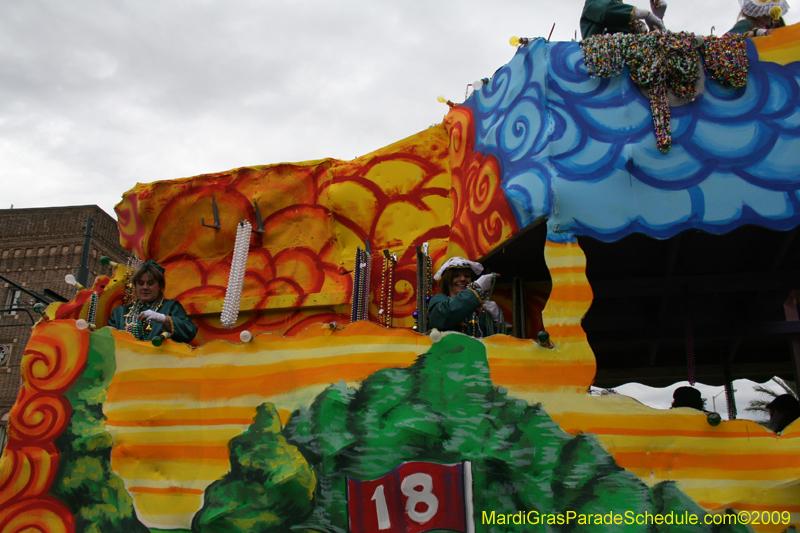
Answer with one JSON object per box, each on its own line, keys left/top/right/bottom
{"left": 482, "top": 300, "right": 503, "bottom": 325}
{"left": 754, "top": 28, "right": 770, "bottom": 37}
{"left": 473, "top": 273, "right": 497, "bottom": 293}
{"left": 139, "top": 309, "right": 167, "bottom": 324}
{"left": 650, "top": 0, "right": 667, "bottom": 20}
{"left": 633, "top": 7, "right": 665, "bottom": 31}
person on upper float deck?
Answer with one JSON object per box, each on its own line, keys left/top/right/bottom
{"left": 727, "top": 0, "right": 789, "bottom": 38}
{"left": 580, "top": 0, "right": 666, "bottom": 39}
{"left": 670, "top": 386, "right": 706, "bottom": 411}
{"left": 427, "top": 257, "right": 503, "bottom": 338}
{"left": 766, "top": 393, "right": 799, "bottom": 433}
{"left": 108, "top": 261, "right": 198, "bottom": 344}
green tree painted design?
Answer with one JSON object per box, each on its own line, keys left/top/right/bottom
{"left": 49, "top": 328, "right": 149, "bottom": 533}
{"left": 49, "top": 329, "right": 761, "bottom": 533}
{"left": 283, "top": 333, "right": 755, "bottom": 533}
{"left": 191, "top": 403, "right": 316, "bottom": 533}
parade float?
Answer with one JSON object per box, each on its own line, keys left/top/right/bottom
{"left": 1, "top": 22, "right": 800, "bottom": 533}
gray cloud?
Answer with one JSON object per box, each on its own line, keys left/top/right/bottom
{"left": 1, "top": 0, "right": 793, "bottom": 215}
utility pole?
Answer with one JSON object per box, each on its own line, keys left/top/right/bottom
{"left": 75, "top": 217, "right": 94, "bottom": 288}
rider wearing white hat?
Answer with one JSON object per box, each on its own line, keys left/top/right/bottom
{"left": 728, "top": 0, "right": 789, "bottom": 37}
{"left": 428, "top": 257, "right": 503, "bottom": 338}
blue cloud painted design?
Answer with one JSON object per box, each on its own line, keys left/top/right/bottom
{"left": 464, "top": 38, "right": 800, "bottom": 243}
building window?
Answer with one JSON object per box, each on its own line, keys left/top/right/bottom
{"left": 4, "top": 290, "right": 21, "bottom": 315}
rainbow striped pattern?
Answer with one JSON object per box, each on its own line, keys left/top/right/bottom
{"left": 755, "top": 23, "right": 800, "bottom": 65}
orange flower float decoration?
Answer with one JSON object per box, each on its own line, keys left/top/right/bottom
{"left": 0, "top": 321, "right": 88, "bottom": 532}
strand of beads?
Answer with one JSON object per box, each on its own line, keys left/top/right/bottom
{"left": 125, "top": 320, "right": 147, "bottom": 341}
{"left": 388, "top": 253, "right": 396, "bottom": 327}
{"left": 487, "top": 272, "right": 497, "bottom": 299}
{"left": 123, "top": 256, "right": 142, "bottom": 306}
{"left": 463, "top": 311, "right": 481, "bottom": 337}
{"left": 414, "top": 248, "right": 423, "bottom": 331}
{"left": 360, "top": 248, "right": 372, "bottom": 321}
{"left": 426, "top": 254, "right": 433, "bottom": 287}
{"left": 379, "top": 251, "right": 397, "bottom": 327}
{"left": 413, "top": 244, "right": 433, "bottom": 332}
{"left": 464, "top": 277, "right": 488, "bottom": 337}
{"left": 423, "top": 253, "right": 433, "bottom": 328}
{"left": 483, "top": 309, "right": 492, "bottom": 336}
{"left": 384, "top": 257, "right": 391, "bottom": 327}
{"left": 356, "top": 248, "right": 366, "bottom": 321}
{"left": 221, "top": 220, "right": 251, "bottom": 328}
{"left": 87, "top": 292, "right": 98, "bottom": 328}
{"left": 380, "top": 253, "right": 388, "bottom": 325}
{"left": 351, "top": 246, "right": 372, "bottom": 322}
{"left": 483, "top": 307, "right": 506, "bottom": 336}
{"left": 350, "top": 247, "right": 363, "bottom": 322}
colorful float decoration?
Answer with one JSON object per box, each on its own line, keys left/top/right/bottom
{"left": 2, "top": 23, "right": 800, "bottom": 533}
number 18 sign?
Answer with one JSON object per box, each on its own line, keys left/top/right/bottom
{"left": 347, "top": 461, "right": 475, "bottom": 533}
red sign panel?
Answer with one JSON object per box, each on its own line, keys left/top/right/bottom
{"left": 347, "top": 461, "right": 471, "bottom": 533}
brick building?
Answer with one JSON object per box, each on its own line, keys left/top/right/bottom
{"left": 0, "top": 205, "right": 128, "bottom": 448}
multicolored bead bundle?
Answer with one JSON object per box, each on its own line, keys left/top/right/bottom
{"left": 350, "top": 245, "right": 372, "bottom": 322}
{"left": 378, "top": 251, "right": 397, "bottom": 328}
{"left": 581, "top": 31, "right": 748, "bottom": 152}
{"left": 221, "top": 220, "right": 251, "bottom": 328}
{"left": 124, "top": 298, "right": 164, "bottom": 341}
{"left": 701, "top": 33, "right": 748, "bottom": 88}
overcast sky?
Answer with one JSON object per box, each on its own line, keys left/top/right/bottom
{"left": 614, "top": 379, "right": 787, "bottom": 422}
{"left": 2, "top": 0, "right": 796, "bottom": 217}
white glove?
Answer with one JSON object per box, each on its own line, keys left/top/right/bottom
{"left": 650, "top": 0, "right": 667, "bottom": 20}
{"left": 482, "top": 300, "right": 503, "bottom": 325}
{"left": 139, "top": 309, "right": 166, "bottom": 324}
{"left": 754, "top": 28, "right": 770, "bottom": 37}
{"left": 473, "top": 273, "right": 497, "bottom": 293}
{"left": 633, "top": 8, "right": 665, "bottom": 32}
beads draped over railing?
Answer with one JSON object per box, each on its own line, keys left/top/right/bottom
{"left": 581, "top": 31, "right": 748, "bottom": 152}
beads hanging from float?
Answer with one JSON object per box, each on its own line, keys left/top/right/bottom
{"left": 87, "top": 292, "right": 98, "bottom": 329}
{"left": 221, "top": 220, "right": 251, "bottom": 329}
{"left": 581, "top": 31, "right": 748, "bottom": 153}
{"left": 379, "top": 251, "right": 397, "bottom": 328}
{"left": 413, "top": 243, "right": 433, "bottom": 332}
{"left": 351, "top": 242, "right": 372, "bottom": 322}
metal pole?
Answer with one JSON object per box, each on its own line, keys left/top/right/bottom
{"left": 783, "top": 291, "right": 800, "bottom": 394}
{"left": 0, "top": 274, "right": 52, "bottom": 304}
{"left": 76, "top": 217, "right": 94, "bottom": 288}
